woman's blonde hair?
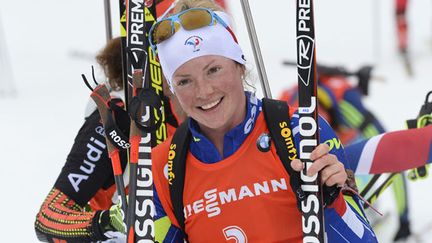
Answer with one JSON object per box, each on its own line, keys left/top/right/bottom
{"left": 173, "top": 0, "right": 224, "bottom": 13}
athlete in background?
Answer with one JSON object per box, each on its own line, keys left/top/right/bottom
{"left": 279, "top": 64, "right": 412, "bottom": 241}
{"left": 34, "top": 36, "right": 183, "bottom": 243}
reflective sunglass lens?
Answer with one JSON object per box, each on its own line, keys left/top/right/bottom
{"left": 153, "top": 20, "right": 174, "bottom": 44}
{"left": 179, "top": 9, "right": 212, "bottom": 30}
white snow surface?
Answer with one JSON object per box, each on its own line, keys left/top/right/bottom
{"left": 0, "top": 0, "right": 431, "bottom": 242}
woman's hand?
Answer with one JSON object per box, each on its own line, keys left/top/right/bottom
{"left": 290, "top": 143, "right": 347, "bottom": 187}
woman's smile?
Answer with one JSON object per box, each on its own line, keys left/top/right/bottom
{"left": 198, "top": 97, "right": 223, "bottom": 111}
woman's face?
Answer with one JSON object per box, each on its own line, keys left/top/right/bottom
{"left": 172, "top": 55, "right": 246, "bottom": 133}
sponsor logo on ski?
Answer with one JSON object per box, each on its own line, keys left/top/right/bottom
{"left": 109, "top": 130, "right": 131, "bottom": 149}
{"left": 298, "top": 0, "right": 312, "bottom": 33}
{"left": 146, "top": 9, "right": 167, "bottom": 145}
{"left": 135, "top": 132, "right": 155, "bottom": 240}
{"left": 129, "top": 0, "right": 145, "bottom": 46}
{"left": 128, "top": 0, "right": 148, "bottom": 76}
{"left": 297, "top": 0, "right": 314, "bottom": 87}
{"left": 296, "top": 34, "right": 314, "bottom": 87}
{"left": 296, "top": 35, "right": 314, "bottom": 70}
{"left": 148, "top": 44, "right": 167, "bottom": 145}
{"left": 298, "top": 96, "right": 321, "bottom": 241}
{"left": 129, "top": 47, "right": 148, "bottom": 70}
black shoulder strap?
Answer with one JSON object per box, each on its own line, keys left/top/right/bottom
{"left": 262, "top": 98, "right": 305, "bottom": 205}
{"left": 168, "top": 118, "right": 191, "bottom": 239}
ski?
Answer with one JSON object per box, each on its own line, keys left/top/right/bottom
{"left": 362, "top": 173, "right": 398, "bottom": 208}
{"left": 124, "top": 0, "right": 167, "bottom": 242}
{"left": 296, "top": 0, "right": 325, "bottom": 242}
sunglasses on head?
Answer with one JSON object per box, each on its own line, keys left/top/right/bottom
{"left": 149, "top": 8, "right": 235, "bottom": 55}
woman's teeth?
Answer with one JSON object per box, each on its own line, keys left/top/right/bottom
{"left": 201, "top": 99, "right": 221, "bottom": 110}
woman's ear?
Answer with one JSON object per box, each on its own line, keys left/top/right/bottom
{"left": 238, "top": 63, "right": 246, "bottom": 79}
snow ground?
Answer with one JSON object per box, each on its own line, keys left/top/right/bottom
{"left": 0, "top": 0, "right": 431, "bottom": 242}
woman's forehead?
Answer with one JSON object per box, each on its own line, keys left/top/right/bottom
{"left": 175, "top": 55, "right": 234, "bottom": 73}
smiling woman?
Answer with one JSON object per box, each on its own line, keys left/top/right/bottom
{"left": 149, "top": 0, "right": 378, "bottom": 242}
{"left": 172, "top": 55, "right": 246, "bottom": 154}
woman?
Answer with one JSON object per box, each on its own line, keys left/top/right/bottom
{"left": 150, "top": 0, "right": 378, "bottom": 242}
{"left": 34, "top": 36, "right": 182, "bottom": 242}
{"left": 34, "top": 37, "right": 129, "bottom": 243}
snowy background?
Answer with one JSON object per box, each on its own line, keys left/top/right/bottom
{"left": 0, "top": 0, "right": 431, "bottom": 242}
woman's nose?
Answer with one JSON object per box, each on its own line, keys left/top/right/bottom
{"left": 195, "top": 78, "right": 214, "bottom": 98}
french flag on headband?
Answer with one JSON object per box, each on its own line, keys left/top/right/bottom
{"left": 346, "top": 125, "right": 432, "bottom": 175}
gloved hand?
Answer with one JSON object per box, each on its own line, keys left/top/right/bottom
{"left": 98, "top": 201, "right": 126, "bottom": 237}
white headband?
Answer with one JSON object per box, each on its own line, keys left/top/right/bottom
{"left": 156, "top": 11, "right": 246, "bottom": 93}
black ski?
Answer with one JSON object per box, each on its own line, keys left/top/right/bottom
{"left": 124, "top": 0, "right": 167, "bottom": 242}
{"left": 296, "top": 0, "right": 325, "bottom": 242}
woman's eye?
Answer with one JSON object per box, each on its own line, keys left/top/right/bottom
{"left": 208, "top": 66, "right": 221, "bottom": 75}
{"left": 176, "top": 79, "right": 190, "bottom": 86}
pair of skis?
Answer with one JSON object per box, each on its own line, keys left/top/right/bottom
{"left": 95, "top": 0, "right": 166, "bottom": 242}
{"left": 121, "top": 0, "right": 166, "bottom": 242}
